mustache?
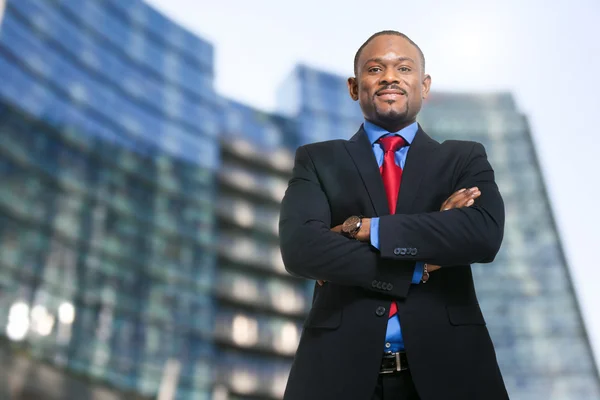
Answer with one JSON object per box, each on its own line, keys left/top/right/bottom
{"left": 376, "top": 85, "right": 406, "bottom": 95}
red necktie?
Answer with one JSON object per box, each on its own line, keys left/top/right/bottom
{"left": 378, "top": 135, "right": 406, "bottom": 317}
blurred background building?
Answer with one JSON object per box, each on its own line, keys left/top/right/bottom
{"left": 0, "top": 0, "right": 598, "bottom": 399}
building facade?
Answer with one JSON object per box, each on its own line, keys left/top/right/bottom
{"left": 211, "top": 99, "right": 309, "bottom": 398}
{"left": 278, "top": 65, "right": 363, "bottom": 146}
{"left": 0, "top": 0, "right": 219, "bottom": 398}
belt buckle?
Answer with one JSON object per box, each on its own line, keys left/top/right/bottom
{"left": 380, "top": 352, "right": 402, "bottom": 374}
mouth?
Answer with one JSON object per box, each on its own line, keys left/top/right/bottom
{"left": 376, "top": 89, "right": 406, "bottom": 100}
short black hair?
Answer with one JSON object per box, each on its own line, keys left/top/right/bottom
{"left": 353, "top": 30, "right": 425, "bottom": 76}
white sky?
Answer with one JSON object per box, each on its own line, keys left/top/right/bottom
{"left": 146, "top": 0, "right": 600, "bottom": 371}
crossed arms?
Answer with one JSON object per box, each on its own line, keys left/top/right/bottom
{"left": 278, "top": 143, "right": 504, "bottom": 298}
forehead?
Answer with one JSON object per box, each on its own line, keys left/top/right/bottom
{"left": 359, "top": 35, "right": 419, "bottom": 65}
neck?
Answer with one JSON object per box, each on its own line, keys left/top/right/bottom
{"left": 366, "top": 117, "right": 416, "bottom": 133}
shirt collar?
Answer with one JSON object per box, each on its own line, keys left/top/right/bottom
{"left": 363, "top": 120, "right": 419, "bottom": 146}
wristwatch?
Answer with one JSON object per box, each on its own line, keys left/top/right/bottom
{"left": 341, "top": 215, "right": 363, "bottom": 239}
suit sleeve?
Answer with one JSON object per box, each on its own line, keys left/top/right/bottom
{"left": 371, "top": 217, "right": 425, "bottom": 283}
{"left": 378, "top": 142, "right": 505, "bottom": 266}
{"left": 279, "top": 145, "right": 415, "bottom": 299}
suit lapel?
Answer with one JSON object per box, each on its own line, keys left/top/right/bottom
{"left": 396, "top": 125, "right": 438, "bottom": 213}
{"left": 344, "top": 126, "right": 389, "bottom": 217}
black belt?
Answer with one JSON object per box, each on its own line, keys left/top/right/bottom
{"left": 380, "top": 351, "right": 409, "bottom": 374}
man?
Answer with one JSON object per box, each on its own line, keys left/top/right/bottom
{"left": 279, "top": 30, "right": 509, "bottom": 400}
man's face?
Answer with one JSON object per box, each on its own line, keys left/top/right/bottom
{"left": 348, "top": 35, "right": 431, "bottom": 131}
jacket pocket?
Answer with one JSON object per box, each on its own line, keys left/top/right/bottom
{"left": 446, "top": 305, "right": 486, "bottom": 326}
{"left": 304, "top": 308, "right": 342, "bottom": 329}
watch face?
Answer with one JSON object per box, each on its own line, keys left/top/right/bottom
{"left": 342, "top": 216, "right": 361, "bottom": 235}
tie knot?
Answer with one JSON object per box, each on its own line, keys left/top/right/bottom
{"left": 378, "top": 135, "right": 406, "bottom": 153}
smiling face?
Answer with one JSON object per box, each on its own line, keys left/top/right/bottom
{"left": 348, "top": 34, "right": 431, "bottom": 132}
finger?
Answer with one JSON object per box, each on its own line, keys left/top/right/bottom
{"left": 445, "top": 188, "right": 467, "bottom": 202}
{"left": 445, "top": 189, "right": 481, "bottom": 210}
{"left": 442, "top": 192, "right": 470, "bottom": 210}
{"left": 468, "top": 189, "right": 480, "bottom": 200}
{"left": 442, "top": 188, "right": 476, "bottom": 209}
{"left": 442, "top": 187, "right": 481, "bottom": 211}
{"left": 466, "top": 187, "right": 480, "bottom": 198}
{"left": 427, "top": 265, "right": 442, "bottom": 272}
{"left": 462, "top": 190, "right": 481, "bottom": 207}
{"left": 456, "top": 192, "right": 480, "bottom": 207}
{"left": 457, "top": 188, "right": 480, "bottom": 201}
{"left": 317, "top": 280, "right": 325, "bottom": 286}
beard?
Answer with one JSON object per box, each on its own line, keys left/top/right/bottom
{"left": 374, "top": 99, "right": 410, "bottom": 125}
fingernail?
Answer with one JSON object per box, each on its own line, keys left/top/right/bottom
{"left": 458, "top": 188, "right": 466, "bottom": 193}
{"left": 467, "top": 199, "right": 474, "bottom": 206}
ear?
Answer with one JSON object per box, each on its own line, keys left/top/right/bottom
{"left": 421, "top": 74, "right": 432, "bottom": 100}
{"left": 347, "top": 77, "right": 359, "bottom": 101}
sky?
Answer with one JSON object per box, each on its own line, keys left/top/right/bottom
{"left": 146, "top": 0, "right": 600, "bottom": 369}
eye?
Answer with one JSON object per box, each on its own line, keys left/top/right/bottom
{"left": 368, "top": 66, "right": 382, "bottom": 73}
{"left": 398, "top": 66, "right": 411, "bottom": 72}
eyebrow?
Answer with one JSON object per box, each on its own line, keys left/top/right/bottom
{"left": 363, "top": 56, "right": 416, "bottom": 67}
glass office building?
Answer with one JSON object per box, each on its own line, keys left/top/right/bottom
{"left": 0, "top": 0, "right": 219, "bottom": 398}
{"left": 278, "top": 65, "right": 363, "bottom": 145}
{"left": 212, "top": 100, "right": 310, "bottom": 398}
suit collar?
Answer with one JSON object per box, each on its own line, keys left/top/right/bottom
{"left": 346, "top": 124, "right": 438, "bottom": 216}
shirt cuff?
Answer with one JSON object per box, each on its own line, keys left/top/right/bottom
{"left": 369, "top": 217, "right": 380, "bottom": 249}
{"left": 412, "top": 262, "right": 425, "bottom": 284}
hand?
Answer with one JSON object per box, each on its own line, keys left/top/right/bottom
{"left": 440, "top": 187, "right": 481, "bottom": 211}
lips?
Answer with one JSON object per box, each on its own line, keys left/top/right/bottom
{"left": 375, "top": 89, "right": 405, "bottom": 96}
{"left": 376, "top": 90, "right": 405, "bottom": 96}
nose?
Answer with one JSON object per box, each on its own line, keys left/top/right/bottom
{"left": 380, "top": 67, "right": 400, "bottom": 85}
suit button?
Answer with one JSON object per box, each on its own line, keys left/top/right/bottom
{"left": 375, "top": 306, "right": 386, "bottom": 317}
{"left": 393, "top": 248, "right": 401, "bottom": 255}
{"left": 372, "top": 280, "right": 378, "bottom": 288}
{"left": 410, "top": 248, "right": 418, "bottom": 256}
{"left": 400, "top": 248, "right": 407, "bottom": 255}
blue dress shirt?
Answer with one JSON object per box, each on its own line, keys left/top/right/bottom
{"left": 363, "top": 119, "right": 424, "bottom": 353}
